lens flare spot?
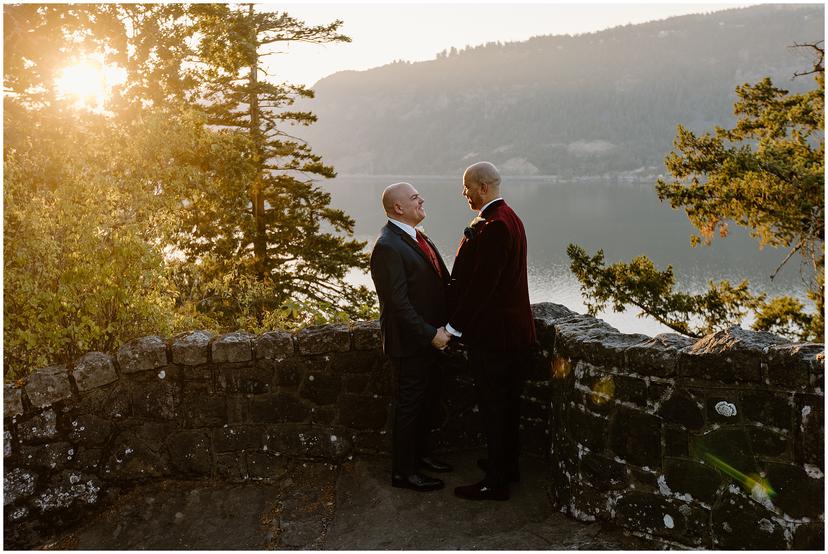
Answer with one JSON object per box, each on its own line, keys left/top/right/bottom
{"left": 590, "top": 375, "right": 615, "bottom": 405}
{"left": 702, "top": 451, "right": 776, "bottom": 499}
{"left": 551, "top": 356, "right": 571, "bottom": 379}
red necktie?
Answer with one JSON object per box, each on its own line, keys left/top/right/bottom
{"left": 416, "top": 230, "right": 443, "bottom": 277}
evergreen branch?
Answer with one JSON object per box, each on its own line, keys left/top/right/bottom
{"left": 769, "top": 240, "right": 804, "bottom": 281}
{"left": 790, "top": 41, "right": 824, "bottom": 78}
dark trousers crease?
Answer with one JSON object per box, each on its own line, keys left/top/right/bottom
{"left": 469, "top": 347, "right": 525, "bottom": 487}
{"left": 390, "top": 351, "right": 442, "bottom": 475}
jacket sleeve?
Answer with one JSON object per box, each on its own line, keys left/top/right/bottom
{"left": 371, "top": 241, "right": 438, "bottom": 348}
{"left": 448, "top": 220, "right": 510, "bottom": 334}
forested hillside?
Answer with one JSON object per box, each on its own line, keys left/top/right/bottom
{"left": 301, "top": 4, "right": 823, "bottom": 176}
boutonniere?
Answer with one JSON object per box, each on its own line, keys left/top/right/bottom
{"left": 463, "top": 216, "right": 487, "bottom": 240}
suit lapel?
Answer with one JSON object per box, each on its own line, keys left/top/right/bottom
{"left": 455, "top": 236, "right": 468, "bottom": 258}
{"left": 385, "top": 223, "right": 446, "bottom": 279}
{"left": 386, "top": 222, "right": 429, "bottom": 264}
{"left": 455, "top": 200, "right": 504, "bottom": 261}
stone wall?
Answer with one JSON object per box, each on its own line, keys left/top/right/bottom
{"left": 3, "top": 303, "right": 824, "bottom": 549}
{"left": 532, "top": 303, "right": 824, "bottom": 549}
{"left": 2, "top": 322, "right": 487, "bottom": 547}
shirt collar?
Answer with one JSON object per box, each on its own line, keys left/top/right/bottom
{"left": 388, "top": 218, "right": 417, "bottom": 240}
{"left": 479, "top": 197, "right": 503, "bottom": 216}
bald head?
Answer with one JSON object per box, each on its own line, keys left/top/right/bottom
{"left": 382, "top": 182, "right": 426, "bottom": 225}
{"left": 382, "top": 182, "right": 412, "bottom": 212}
{"left": 464, "top": 162, "right": 501, "bottom": 190}
{"left": 462, "top": 161, "right": 501, "bottom": 211}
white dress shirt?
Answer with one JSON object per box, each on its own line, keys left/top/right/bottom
{"left": 388, "top": 218, "right": 418, "bottom": 240}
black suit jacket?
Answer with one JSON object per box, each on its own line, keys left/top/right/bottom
{"left": 370, "top": 222, "right": 450, "bottom": 357}
{"left": 448, "top": 199, "right": 536, "bottom": 350}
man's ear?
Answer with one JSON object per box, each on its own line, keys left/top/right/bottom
{"left": 479, "top": 182, "right": 488, "bottom": 195}
{"left": 393, "top": 202, "right": 403, "bottom": 215}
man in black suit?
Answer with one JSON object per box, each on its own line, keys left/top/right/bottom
{"left": 446, "top": 162, "right": 537, "bottom": 501}
{"left": 370, "top": 182, "right": 454, "bottom": 492}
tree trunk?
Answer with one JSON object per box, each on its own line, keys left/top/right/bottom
{"left": 248, "top": 3, "right": 267, "bottom": 280}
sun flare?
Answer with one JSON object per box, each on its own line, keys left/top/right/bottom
{"left": 54, "top": 58, "right": 127, "bottom": 112}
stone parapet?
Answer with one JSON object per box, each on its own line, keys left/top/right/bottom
{"left": 24, "top": 366, "right": 73, "bottom": 408}
{"left": 212, "top": 332, "right": 255, "bottom": 363}
{"left": 3, "top": 320, "right": 479, "bottom": 548}
{"left": 116, "top": 336, "right": 168, "bottom": 373}
{"left": 530, "top": 302, "right": 824, "bottom": 550}
{"left": 294, "top": 324, "right": 351, "bottom": 355}
{"left": 171, "top": 330, "right": 214, "bottom": 365}
{"left": 3, "top": 305, "right": 823, "bottom": 550}
{"left": 255, "top": 331, "right": 294, "bottom": 359}
{"left": 72, "top": 352, "right": 118, "bottom": 392}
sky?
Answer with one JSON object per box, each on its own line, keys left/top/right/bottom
{"left": 259, "top": 2, "right": 751, "bottom": 86}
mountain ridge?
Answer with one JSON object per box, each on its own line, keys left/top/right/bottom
{"left": 312, "top": 5, "right": 814, "bottom": 87}
{"left": 298, "top": 4, "right": 824, "bottom": 176}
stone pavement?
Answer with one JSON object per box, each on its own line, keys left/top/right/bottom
{"left": 324, "top": 449, "right": 651, "bottom": 550}
{"left": 41, "top": 449, "right": 653, "bottom": 550}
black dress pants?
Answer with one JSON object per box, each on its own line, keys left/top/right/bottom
{"left": 390, "top": 350, "right": 441, "bottom": 476}
{"left": 469, "top": 346, "right": 525, "bottom": 487}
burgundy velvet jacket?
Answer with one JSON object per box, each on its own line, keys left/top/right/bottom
{"left": 447, "top": 199, "right": 536, "bottom": 350}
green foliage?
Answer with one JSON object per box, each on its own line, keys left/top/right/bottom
{"left": 753, "top": 296, "right": 815, "bottom": 341}
{"left": 167, "top": 4, "right": 373, "bottom": 324}
{"left": 168, "top": 266, "right": 376, "bottom": 334}
{"left": 3, "top": 4, "right": 193, "bottom": 378}
{"left": 3, "top": 4, "right": 193, "bottom": 115}
{"left": 568, "top": 245, "right": 788, "bottom": 338}
{"left": 4, "top": 4, "right": 374, "bottom": 379}
{"left": 568, "top": 45, "right": 824, "bottom": 342}
{"left": 3, "top": 117, "right": 177, "bottom": 379}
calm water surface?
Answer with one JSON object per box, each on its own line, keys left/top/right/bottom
{"left": 321, "top": 175, "right": 805, "bottom": 337}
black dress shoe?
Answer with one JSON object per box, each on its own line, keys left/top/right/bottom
{"left": 476, "top": 458, "right": 520, "bottom": 482}
{"left": 419, "top": 456, "right": 453, "bottom": 473}
{"left": 392, "top": 473, "right": 445, "bottom": 492}
{"left": 454, "top": 480, "right": 510, "bottom": 501}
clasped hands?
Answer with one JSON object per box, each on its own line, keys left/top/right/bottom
{"left": 431, "top": 326, "right": 452, "bottom": 350}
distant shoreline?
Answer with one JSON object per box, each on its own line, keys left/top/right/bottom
{"left": 330, "top": 174, "right": 663, "bottom": 184}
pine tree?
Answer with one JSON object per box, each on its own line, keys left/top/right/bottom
{"left": 172, "top": 4, "right": 373, "bottom": 327}
{"left": 568, "top": 43, "right": 824, "bottom": 341}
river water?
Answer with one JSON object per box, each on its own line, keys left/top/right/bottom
{"left": 321, "top": 175, "right": 805, "bottom": 337}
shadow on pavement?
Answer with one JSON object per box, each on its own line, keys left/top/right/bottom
{"left": 42, "top": 449, "right": 653, "bottom": 550}
{"left": 326, "top": 448, "right": 651, "bottom": 550}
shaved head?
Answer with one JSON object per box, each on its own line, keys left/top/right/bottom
{"left": 462, "top": 161, "right": 501, "bottom": 211}
{"left": 381, "top": 181, "right": 426, "bottom": 225}
{"left": 463, "top": 161, "right": 501, "bottom": 190}
{"left": 382, "top": 182, "right": 414, "bottom": 213}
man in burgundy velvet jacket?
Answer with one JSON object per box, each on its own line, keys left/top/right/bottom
{"left": 446, "top": 162, "right": 537, "bottom": 501}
